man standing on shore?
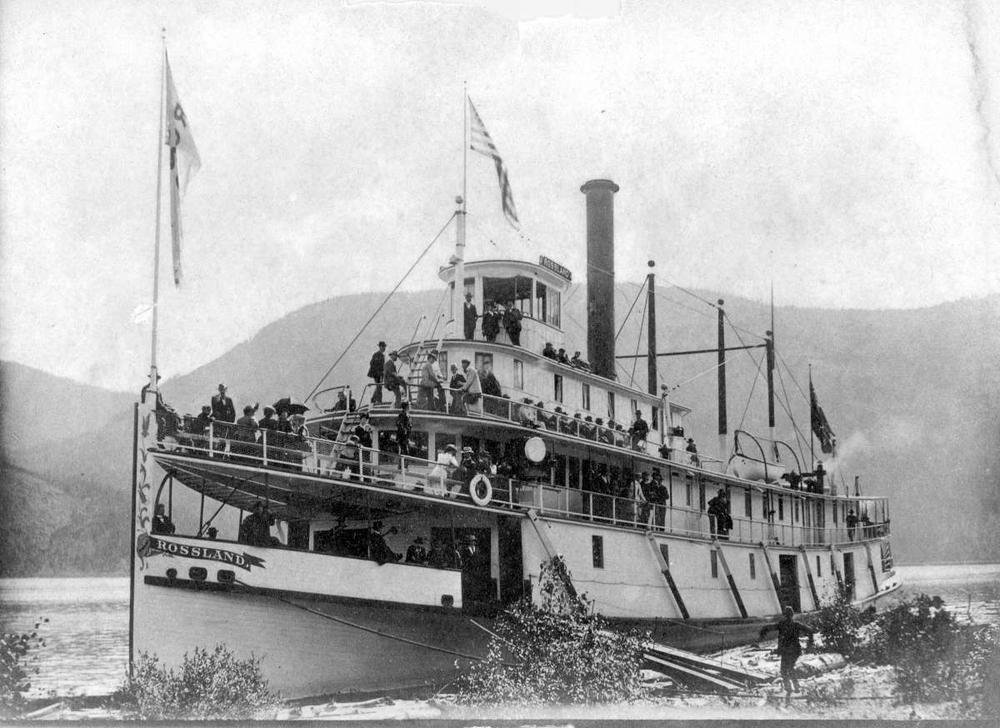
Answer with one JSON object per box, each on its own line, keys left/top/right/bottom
{"left": 759, "top": 606, "right": 815, "bottom": 701}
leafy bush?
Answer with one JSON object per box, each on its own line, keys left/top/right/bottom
{"left": 814, "top": 586, "right": 871, "bottom": 657}
{"left": 1, "top": 620, "right": 46, "bottom": 718}
{"left": 459, "top": 556, "right": 649, "bottom": 704}
{"left": 114, "top": 645, "right": 280, "bottom": 719}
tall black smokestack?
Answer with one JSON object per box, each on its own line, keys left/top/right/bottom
{"left": 581, "top": 179, "right": 619, "bottom": 380}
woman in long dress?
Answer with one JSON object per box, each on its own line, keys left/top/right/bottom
{"left": 428, "top": 443, "right": 458, "bottom": 496}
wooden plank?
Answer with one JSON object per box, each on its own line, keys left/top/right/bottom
{"left": 646, "top": 533, "right": 689, "bottom": 619}
{"left": 861, "top": 541, "right": 880, "bottom": 595}
{"left": 713, "top": 540, "right": 748, "bottom": 619}
{"left": 642, "top": 653, "right": 745, "bottom": 692}
{"left": 798, "top": 545, "right": 821, "bottom": 610}
{"left": 643, "top": 641, "right": 771, "bottom": 683}
{"left": 758, "top": 541, "right": 784, "bottom": 612}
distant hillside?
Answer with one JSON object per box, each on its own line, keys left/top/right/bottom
{"left": 1, "top": 290, "right": 998, "bottom": 575}
{"left": 0, "top": 360, "right": 133, "bottom": 458}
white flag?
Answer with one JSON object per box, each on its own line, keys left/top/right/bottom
{"left": 165, "top": 54, "right": 201, "bottom": 286}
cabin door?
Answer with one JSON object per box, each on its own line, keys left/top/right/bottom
{"left": 843, "top": 553, "right": 856, "bottom": 601}
{"left": 497, "top": 515, "right": 525, "bottom": 604}
{"left": 778, "top": 554, "right": 801, "bottom": 612}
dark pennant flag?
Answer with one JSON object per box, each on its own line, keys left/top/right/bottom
{"left": 810, "top": 380, "right": 836, "bottom": 454}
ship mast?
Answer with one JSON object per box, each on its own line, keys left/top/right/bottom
{"left": 766, "top": 284, "right": 776, "bottom": 449}
{"left": 717, "top": 298, "right": 727, "bottom": 461}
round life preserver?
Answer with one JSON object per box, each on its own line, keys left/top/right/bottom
{"left": 469, "top": 473, "right": 493, "bottom": 506}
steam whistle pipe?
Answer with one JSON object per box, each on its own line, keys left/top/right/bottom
{"left": 646, "top": 261, "right": 657, "bottom": 395}
{"left": 717, "top": 299, "right": 727, "bottom": 461}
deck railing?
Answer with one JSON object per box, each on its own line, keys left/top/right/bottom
{"left": 162, "top": 425, "right": 889, "bottom": 549}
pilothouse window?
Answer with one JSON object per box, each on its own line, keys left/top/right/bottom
{"left": 483, "top": 276, "right": 533, "bottom": 317}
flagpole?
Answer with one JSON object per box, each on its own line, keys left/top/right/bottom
{"left": 149, "top": 31, "right": 167, "bottom": 392}
{"left": 453, "top": 83, "right": 468, "bottom": 338}
{"left": 809, "top": 363, "right": 814, "bottom": 470}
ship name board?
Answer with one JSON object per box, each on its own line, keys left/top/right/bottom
{"left": 140, "top": 534, "right": 266, "bottom": 571}
{"left": 538, "top": 255, "right": 572, "bottom": 281}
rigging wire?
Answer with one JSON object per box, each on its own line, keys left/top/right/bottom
{"left": 615, "top": 280, "right": 647, "bottom": 341}
{"left": 735, "top": 359, "right": 763, "bottom": 433}
{"left": 303, "top": 212, "right": 457, "bottom": 402}
{"left": 775, "top": 362, "right": 810, "bottom": 465}
{"left": 629, "top": 293, "right": 648, "bottom": 387}
{"left": 777, "top": 350, "right": 811, "bottom": 405}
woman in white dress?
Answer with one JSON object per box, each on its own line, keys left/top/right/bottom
{"left": 428, "top": 443, "right": 458, "bottom": 496}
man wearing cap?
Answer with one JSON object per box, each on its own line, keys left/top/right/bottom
{"left": 460, "top": 359, "right": 482, "bottom": 415}
{"left": 463, "top": 292, "right": 478, "bottom": 340}
{"left": 383, "top": 350, "right": 405, "bottom": 408}
{"left": 368, "top": 341, "right": 387, "bottom": 404}
{"left": 211, "top": 384, "right": 236, "bottom": 423}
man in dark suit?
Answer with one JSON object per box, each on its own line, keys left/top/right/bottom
{"left": 211, "top": 384, "right": 236, "bottom": 423}
{"left": 463, "top": 292, "right": 478, "bottom": 340}
{"left": 383, "top": 351, "right": 405, "bottom": 407}
{"left": 368, "top": 341, "right": 387, "bottom": 404}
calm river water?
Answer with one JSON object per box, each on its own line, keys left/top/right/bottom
{"left": 1, "top": 564, "right": 998, "bottom": 698}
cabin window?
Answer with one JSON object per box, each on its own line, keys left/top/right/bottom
{"left": 607, "top": 391, "right": 616, "bottom": 420}
{"left": 794, "top": 499, "right": 799, "bottom": 523}
{"left": 582, "top": 383, "right": 591, "bottom": 410}
{"left": 554, "top": 453, "right": 567, "bottom": 486}
{"left": 450, "top": 278, "right": 475, "bottom": 317}
{"left": 513, "top": 359, "right": 524, "bottom": 389}
{"left": 535, "top": 281, "right": 560, "bottom": 326}
{"left": 568, "top": 457, "right": 581, "bottom": 489}
{"left": 475, "top": 352, "right": 493, "bottom": 371}
{"left": 631, "top": 399, "right": 638, "bottom": 420}
{"left": 833, "top": 500, "right": 838, "bottom": 524}
{"left": 778, "top": 496, "right": 784, "bottom": 521}
{"left": 651, "top": 405, "right": 659, "bottom": 430}
{"left": 554, "top": 374, "right": 564, "bottom": 403}
{"left": 408, "top": 431, "right": 429, "bottom": 460}
{"left": 483, "top": 275, "right": 533, "bottom": 317}
{"left": 436, "top": 433, "right": 458, "bottom": 455}
{"left": 749, "top": 553, "right": 756, "bottom": 580}
{"left": 592, "top": 535, "right": 604, "bottom": 568}
{"left": 710, "top": 550, "right": 719, "bottom": 578}
{"left": 816, "top": 555, "right": 822, "bottom": 577}
{"left": 549, "top": 290, "right": 562, "bottom": 328}
{"left": 699, "top": 481, "right": 706, "bottom": 511}
{"left": 745, "top": 489, "right": 752, "bottom": 518}
{"left": 685, "top": 477, "right": 693, "bottom": 507}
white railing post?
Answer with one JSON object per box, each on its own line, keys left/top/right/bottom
{"left": 208, "top": 422, "right": 214, "bottom": 457}
{"left": 261, "top": 429, "right": 268, "bottom": 466}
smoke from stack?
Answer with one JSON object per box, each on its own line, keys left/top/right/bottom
{"left": 581, "top": 179, "right": 619, "bottom": 380}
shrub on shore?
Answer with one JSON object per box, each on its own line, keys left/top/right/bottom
{"left": 113, "top": 645, "right": 280, "bottom": 720}
{"left": 815, "top": 592, "right": 1000, "bottom": 717}
{"left": 459, "top": 556, "right": 649, "bottom": 704}
{"left": 0, "top": 621, "right": 46, "bottom": 719}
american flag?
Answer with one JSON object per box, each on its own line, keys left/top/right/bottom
{"left": 468, "top": 98, "right": 520, "bottom": 230}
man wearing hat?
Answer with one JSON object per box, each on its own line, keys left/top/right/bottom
{"left": 192, "top": 405, "right": 214, "bottom": 435}
{"left": 463, "top": 291, "right": 478, "bottom": 340}
{"left": 368, "top": 341, "right": 387, "bottom": 404}
{"left": 383, "top": 350, "right": 405, "bottom": 408}
{"left": 211, "top": 384, "right": 236, "bottom": 423}
{"left": 340, "top": 434, "right": 361, "bottom": 480}
{"left": 259, "top": 406, "right": 278, "bottom": 431}
{"left": 460, "top": 359, "right": 482, "bottom": 415}
{"left": 418, "top": 351, "right": 442, "bottom": 410}
{"left": 405, "top": 536, "right": 428, "bottom": 564}
{"left": 685, "top": 437, "right": 700, "bottom": 466}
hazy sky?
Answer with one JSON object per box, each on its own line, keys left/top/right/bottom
{"left": 2, "top": 0, "right": 999, "bottom": 391}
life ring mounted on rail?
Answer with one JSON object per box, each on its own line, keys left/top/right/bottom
{"left": 469, "top": 474, "right": 493, "bottom": 506}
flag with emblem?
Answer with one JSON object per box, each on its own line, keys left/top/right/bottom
{"left": 468, "top": 97, "right": 519, "bottom": 230}
{"left": 810, "top": 379, "right": 836, "bottom": 455}
{"left": 165, "top": 53, "right": 201, "bottom": 286}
